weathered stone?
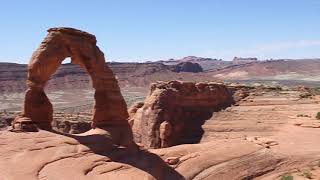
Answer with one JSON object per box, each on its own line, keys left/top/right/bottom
{"left": 11, "top": 117, "right": 38, "bottom": 132}
{"left": 12, "top": 27, "right": 135, "bottom": 147}
{"left": 130, "top": 81, "right": 234, "bottom": 148}
{"left": 128, "top": 102, "right": 144, "bottom": 127}
{"left": 165, "top": 157, "right": 180, "bottom": 165}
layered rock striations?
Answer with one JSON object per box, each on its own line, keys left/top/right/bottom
{"left": 130, "top": 81, "right": 234, "bottom": 148}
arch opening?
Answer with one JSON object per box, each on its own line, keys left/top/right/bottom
{"left": 46, "top": 59, "right": 94, "bottom": 134}
{"left": 13, "top": 27, "right": 130, "bottom": 133}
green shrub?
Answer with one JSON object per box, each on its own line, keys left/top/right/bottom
{"left": 280, "top": 174, "right": 293, "bottom": 180}
{"left": 316, "top": 112, "right": 320, "bottom": 120}
{"left": 302, "top": 170, "right": 312, "bottom": 179}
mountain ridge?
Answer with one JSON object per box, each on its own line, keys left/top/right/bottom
{"left": 0, "top": 57, "right": 319, "bottom": 93}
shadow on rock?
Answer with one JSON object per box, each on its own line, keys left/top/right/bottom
{"left": 52, "top": 129, "right": 185, "bottom": 180}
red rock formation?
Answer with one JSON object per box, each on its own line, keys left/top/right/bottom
{"left": 130, "top": 81, "right": 234, "bottom": 148}
{"left": 13, "top": 27, "right": 130, "bottom": 133}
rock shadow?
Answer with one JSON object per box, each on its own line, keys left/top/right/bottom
{"left": 52, "top": 129, "right": 185, "bottom": 180}
{"left": 172, "top": 104, "right": 232, "bottom": 146}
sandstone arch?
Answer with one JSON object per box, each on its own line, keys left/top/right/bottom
{"left": 13, "top": 27, "right": 130, "bottom": 131}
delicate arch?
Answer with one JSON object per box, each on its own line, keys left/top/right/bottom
{"left": 14, "top": 27, "right": 129, "bottom": 130}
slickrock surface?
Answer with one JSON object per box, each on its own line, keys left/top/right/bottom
{"left": 0, "top": 129, "right": 184, "bottom": 180}
{"left": 201, "top": 89, "right": 320, "bottom": 143}
{"left": 0, "top": 87, "right": 320, "bottom": 179}
{"left": 0, "top": 129, "right": 280, "bottom": 180}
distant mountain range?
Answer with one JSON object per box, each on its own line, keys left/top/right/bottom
{"left": 0, "top": 57, "right": 319, "bottom": 93}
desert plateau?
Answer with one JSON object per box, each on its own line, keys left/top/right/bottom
{"left": 1, "top": 1, "right": 320, "bottom": 180}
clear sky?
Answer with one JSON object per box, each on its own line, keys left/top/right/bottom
{"left": 0, "top": 0, "right": 319, "bottom": 63}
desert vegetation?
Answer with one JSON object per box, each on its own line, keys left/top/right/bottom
{"left": 316, "top": 112, "right": 320, "bottom": 120}
{"left": 281, "top": 174, "right": 293, "bottom": 180}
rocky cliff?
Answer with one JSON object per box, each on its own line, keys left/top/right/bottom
{"left": 130, "top": 81, "right": 234, "bottom": 148}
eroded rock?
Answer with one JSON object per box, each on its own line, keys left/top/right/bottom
{"left": 13, "top": 27, "right": 129, "bottom": 129}
{"left": 130, "top": 81, "right": 234, "bottom": 148}
{"left": 11, "top": 27, "right": 135, "bottom": 148}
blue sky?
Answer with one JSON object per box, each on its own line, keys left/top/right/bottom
{"left": 0, "top": 0, "right": 319, "bottom": 63}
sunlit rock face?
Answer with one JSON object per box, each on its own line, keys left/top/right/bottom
{"left": 12, "top": 27, "right": 130, "bottom": 132}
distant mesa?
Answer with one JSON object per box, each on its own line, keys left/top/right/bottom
{"left": 233, "top": 57, "right": 258, "bottom": 63}
{"left": 158, "top": 56, "right": 220, "bottom": 64}
{"left": 170, "top": 61, "right": 203, "bottom": 73}
{"left": 180, "top": 56, "right": 217, "bottom": 61}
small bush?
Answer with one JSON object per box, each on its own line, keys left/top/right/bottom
{"left": 310, "top": 87, "right": 320, "bottom": 95}
{"left": 316, "top": 112, "right": 320, "bottom": 120}
{"left": 297, "top": 114, "right": 310, "bottom": 118}
{"left": 302, "top": 170, "right": 312, "bottom": 179}
{"left": 299, "top": 92, "right": 312, "bottom": 98}
{"left": 281, "top": 174, "right": 293, "bottom": 180}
